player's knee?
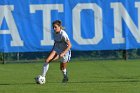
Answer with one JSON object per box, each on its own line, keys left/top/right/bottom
{"left": 45, "top": 58, "right": 50, "bottom": 63}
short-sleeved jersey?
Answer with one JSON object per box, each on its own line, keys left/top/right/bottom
{"left": 53, "top": 30, "right": 70, "bottom": 54}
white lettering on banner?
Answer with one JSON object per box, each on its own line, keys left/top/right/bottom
{"left": 0, "top": 2, "right": 140, "bottom": 49}
{"left": 30, "top": 4, "right": 64, "bottom": 46}
{"left": 0, "top": 5, "right": 23, "bottom": 46}
{"left": 111, "top": 2, "right": 140, "bottom": 44}
{"left": 73, "top": 3, "right": 103, "bottom": 45}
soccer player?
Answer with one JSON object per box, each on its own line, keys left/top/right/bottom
{"left": 41, "top": 20, "right": 72, "bottom": 83}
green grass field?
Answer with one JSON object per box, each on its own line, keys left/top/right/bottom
{"left": 0, "top": 60, "right": 140, "bottom": 93}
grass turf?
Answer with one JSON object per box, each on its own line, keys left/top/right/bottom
{"left": 0, "top": 60, "right": 140, "bottom": 93}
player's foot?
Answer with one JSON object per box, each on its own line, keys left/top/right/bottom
{"left": 62, "top": 76, "right": 68, "bottom": 83}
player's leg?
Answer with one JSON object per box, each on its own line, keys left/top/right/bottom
{"left": 60, "top": 62, "right": 68, "bottom": 83}
{"left": 42, "top": 50, "right": 59, "bottom": 77}
{"left": 60, "top": 50, "right": 71, "bottom": 83}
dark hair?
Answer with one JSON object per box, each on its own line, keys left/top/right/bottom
{"left": 52, "top": 20, "right": 64, "bottom": 29}
{"left": 52, "top": 20, "right": 62, "bottom": 26}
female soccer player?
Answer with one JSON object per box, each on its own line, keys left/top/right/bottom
{"left": 41, "top": 20, "right": 72, "bottom": 83}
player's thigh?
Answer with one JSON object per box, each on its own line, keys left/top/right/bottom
{"left": 61, "top": 50, "right": 71, "bottom": 63}
{"left": 52, "top": 54, "right": 59, "bottom": 61}
{"left": 46, "top": 51, "right": 57, "bottom": 62}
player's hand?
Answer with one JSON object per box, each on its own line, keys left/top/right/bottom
{"left": 60, "top": 52, "right": 65, "bottom": 58}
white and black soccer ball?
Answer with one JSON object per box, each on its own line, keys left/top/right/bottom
{"left": 35, "top": 75, "right": 46, "bottom": 84}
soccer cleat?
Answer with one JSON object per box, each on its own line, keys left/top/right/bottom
{"left": 62, "top": 76, "right": 68, "bottom": 83}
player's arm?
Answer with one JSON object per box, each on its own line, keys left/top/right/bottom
{"left": 60, "top": 40, "right": 72, "bottom": 57}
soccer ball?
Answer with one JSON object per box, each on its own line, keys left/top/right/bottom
{"left": 35, "top": 75, "right": 46, "bottom": 84}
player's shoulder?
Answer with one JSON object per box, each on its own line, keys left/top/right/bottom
{"left": 61, "top": 30, "right": 68, "bottom": 35}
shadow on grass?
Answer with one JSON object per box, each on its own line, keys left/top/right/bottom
{"left": 0, "top": 82, "right": 35, "bottom": 86}
{"left": 68, "top": 80, "right": 140, "bottom": 83}
{"left": 46, "top": 79, "right": 140, "bottom": 84}
{"left": 0, "top": 79, "right": 139, "bottom": 85}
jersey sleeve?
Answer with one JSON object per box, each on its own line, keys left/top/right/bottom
{"left": 62, "top": 31, "right": 70, "bottom": 42}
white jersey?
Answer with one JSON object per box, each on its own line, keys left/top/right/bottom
{"left": 53, "top": 30, "right": 70, "bottom": 54}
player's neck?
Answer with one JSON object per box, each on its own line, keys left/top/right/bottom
{"left": 55, "top": 30, "right": 62, "bottom": 34}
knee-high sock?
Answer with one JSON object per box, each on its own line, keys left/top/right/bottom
{"left": 62, "top": 68, "right": 67, "bottom": 77}
{"left": 42, "top": 62, "right": 49, "bottom": 77}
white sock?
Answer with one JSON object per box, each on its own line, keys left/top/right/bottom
{"left": 62, "top": 68, "right": 67, "bottom": 77}
{"left": 42, "top": 62, "right": 49, "bottom": 77}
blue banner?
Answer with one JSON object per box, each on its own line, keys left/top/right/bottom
{"left": 0, "top": 0, "right": 140, "bottom": 52}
